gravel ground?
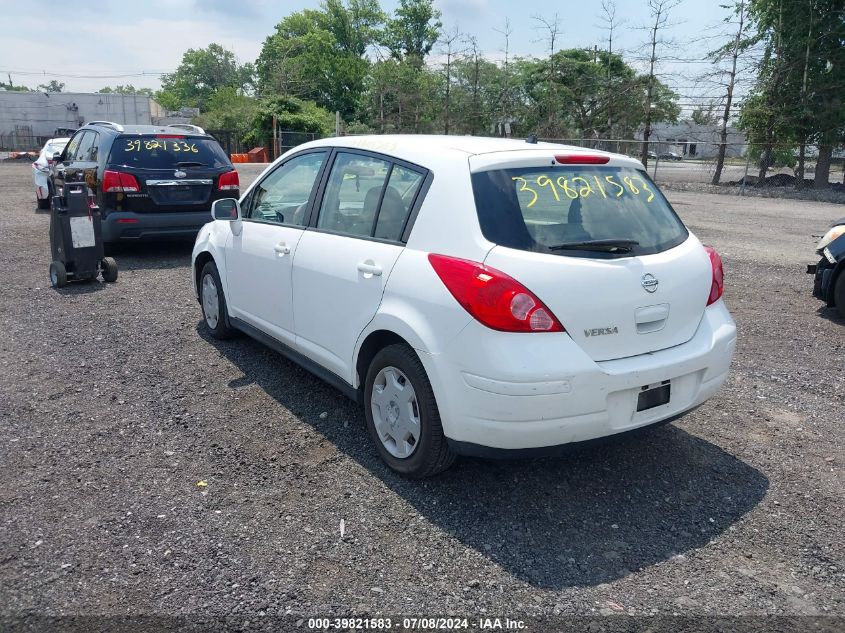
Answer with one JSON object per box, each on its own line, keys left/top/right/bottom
{"left": 0, "top": 163, "right": 843, "bottom": 628}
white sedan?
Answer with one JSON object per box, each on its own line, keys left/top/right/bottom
{"left": 192, "top": 135, "right": 736, "bottom": 477}
{"left": 32, "top": 138, "right": 69, "bottom": 209}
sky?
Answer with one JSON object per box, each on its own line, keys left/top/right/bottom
{"left": 0, "top": 0, "right": 734, "bottom": 108}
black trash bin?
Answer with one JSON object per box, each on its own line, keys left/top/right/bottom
{"left": 49, "top": 186, "right": 118, "bottom": 288}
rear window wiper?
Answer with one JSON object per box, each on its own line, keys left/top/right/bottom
{"left": 548, "top": 239, "right": 640, "bottom": 253}
{"left": 175, "top": 161, "right": 207, "bottom": 167}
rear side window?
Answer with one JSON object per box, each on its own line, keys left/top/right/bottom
{"left": 471, "top": 165, "right": 688, "bottom": 257}
{"left": 75, "top": 131, "right": 98, "bottom": 161}
{"left": 108, "top": 136, "right": 230, "bottom": 169}
{"left": 316, "top": 152, "right": 423, "bottom": 242}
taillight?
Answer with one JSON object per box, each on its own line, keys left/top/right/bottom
{"left": 428, "top": 254, "right": 564, "bottom": 332}
{"left": 555, "top": 154, "right": 610, "bottom": 164}
{"left": 704, "top": 245, "right": 724, "bottom": 306}
{"left": 102, "top": 169, "right": 140, "bottom": 193}
{"left": 218, "top": 170, "right": 239, "bottom": 191}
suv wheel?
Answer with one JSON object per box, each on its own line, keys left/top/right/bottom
{"left": 364, "top": 344, "right": 456, "bottom": 478}
{"left": 200, "top": 261, "right": 235, "bottom": 339}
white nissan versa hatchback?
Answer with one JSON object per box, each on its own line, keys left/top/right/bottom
{"left": 192, "top": 135, "right": 736, "bottom": 477}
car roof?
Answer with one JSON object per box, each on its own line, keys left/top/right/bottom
{"left": 80, "top": 123, "right": 211, "bottom": 137}
{"left": 297, "top": 134, "right": 643, "bottom": 170}
{"left": 306, "top": 134, "right": 573, "bottom": 156}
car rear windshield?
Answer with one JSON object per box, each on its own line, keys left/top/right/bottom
{"left": 471, "top": 165, "right": 688, "bottom": 257}
{"left": 108, "top": 136, "right": 230, "bottom": 169}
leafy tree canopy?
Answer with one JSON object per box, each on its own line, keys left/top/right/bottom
{"left": 161, "top": 43, "right": 254, "bottom": 109}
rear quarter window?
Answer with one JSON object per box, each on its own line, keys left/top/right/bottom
{"left": 471, "top": 165, "right": 688, "bottom": 257}
{"left": 108, "top": 136, "right": 230, "bottom": 169}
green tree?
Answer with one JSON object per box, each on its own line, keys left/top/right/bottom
{"left": 97, "top": 85, "right": 154, "bottom": 96}
{"left": 0, "top": 81, "right": 30, "bottom": 92}
{"left": 361, "top": 58, "right": 440, "bottom": 133}
{"left": 193, "top": 87, "right": 260, "bottom": 136}
{"left": 251, "top": 96, "right": 335, "bottom": 141}
{"left": 256, "top": 2, "right": 382, "bottom": 118}
{"left": 37, "top": 80, "right": 65, "bottom": 93}
{"left": 153, "top": 90, "right": 183, "bottom": 112}
{"left": 382, "top": 0, "right": 442, "bottom": 68}
{"left": 691, "top": 105, "right": 719, "bottom": 126}
{"left": 160, "top": 43, "right": 254, "bottom": 110}
{"left": 741, "top": 0, "right": 845, "bottom": 188}
{"left": 447, "top": 44, "right": 506, "bottom": 135}
{"left": 510, "top": 49, "right": 679, "bottom": 141}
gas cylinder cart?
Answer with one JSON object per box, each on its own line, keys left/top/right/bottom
{"left": 48, "top": 185, "right": 118, "bottom": 288}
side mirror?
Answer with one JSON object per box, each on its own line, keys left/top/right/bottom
{"left": 52, "top": 152, "right": 62, "bottom": 163}
{"left": 211, "top": 198, "right": 241, "bottom": 222}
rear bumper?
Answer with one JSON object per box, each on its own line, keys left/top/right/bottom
{"left": 419, "top": 301, "right": 737, "bottom": 451}
{"left": 101, "top": 210, "right": 210, "bottom": 243}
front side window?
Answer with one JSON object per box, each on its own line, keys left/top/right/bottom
{"left": 317, "top": 153, "right": 393, "bottom": 238}
{"left": 246, "top": 151, "right": 326, "bottom": 226}
{"left": 471, "top": 165, "right": 688, "bottom": 257}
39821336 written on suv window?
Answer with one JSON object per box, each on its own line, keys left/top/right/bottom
{"left": 108, "top": 136, "right": 230, "bottom": 169}
{"left": 470, "top": 166, "right": 689, "bottom": 257}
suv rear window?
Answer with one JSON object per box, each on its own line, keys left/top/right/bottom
{"left": 471, "top": 165, "right": 688, "bottom": 257}
{"left": 109, "top": 136, "right": 230, "bottom": 169}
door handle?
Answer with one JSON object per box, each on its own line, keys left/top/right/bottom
{"left": 357, "top": 260, "right": 382, "bottom": 276}
{"left": 274, "top": 242, "right": 291, "bottom": 255}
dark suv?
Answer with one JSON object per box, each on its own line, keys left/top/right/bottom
{"left": 50, "top": 121, "right": 239, "bottom": 246}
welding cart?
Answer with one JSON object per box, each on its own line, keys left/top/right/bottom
{"left": 49, "top": 186, "right": 118, "bottom": 288}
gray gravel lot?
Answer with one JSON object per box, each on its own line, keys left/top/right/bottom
{"left": 0, "top": 162, "right": 843, "bottom": 626}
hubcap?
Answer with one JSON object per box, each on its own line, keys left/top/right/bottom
{"left": 371, "top": 366, "right": 420, "bottom": 459}
{"left": 201, "top": 273, "right": 220, "bottom": 329}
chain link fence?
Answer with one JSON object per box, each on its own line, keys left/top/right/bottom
{"left": 4, "top": 127, "right": 843, "bottom": 193}
{"left": 206, "top": 130, "right": 319, "bottom": 162}
{"left": 541, "top": 138, "right": 845, "bottom": 192}
{"left": 0, "top": 134, "right": 54, "bottom": 156}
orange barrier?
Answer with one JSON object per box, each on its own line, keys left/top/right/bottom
{"left": 230, "top": 153, "right": 248, "bottom": 163}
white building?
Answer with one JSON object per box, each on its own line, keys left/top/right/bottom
{"left": 637, "top": 121, "right": 747, "bottom": 159}
{"left": 0, "top": 90, "right": 166, "bottom": 150}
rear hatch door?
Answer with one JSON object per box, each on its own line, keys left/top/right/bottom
{"left": 470, "top": 151, "right": 712, "bottom": 362}
{"left": 106, "top": 135, "right": 234, "bottom": 212}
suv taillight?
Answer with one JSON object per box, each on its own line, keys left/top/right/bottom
{"left": 218, "top": 170, "right": 239, "bottom": 191}
{"left": 704, "top": 245, "right": 724, "bottom": 305}
{"left": 102, "top": 169, "right": 140, "bottom": 193}
{"left": 428, "top": 254, "right": 565, "bottom": 332}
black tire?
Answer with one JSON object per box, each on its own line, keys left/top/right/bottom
{"left": 199, "top": 261, "right": 235, "bottom": 339}
{"left": 834, "top": 272, "right": 845, "bottom": 319}
{"left": 37, "top": 196, "right": 50, "bottom": 210}
{"left": 363, "top": 343, "right": 456, "bottom": 478}
{"left": 101, "top": 257, "right": 118, "bottom": 283}
{"left": 49, "top": 261, "right": 67, "bottom": 288}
